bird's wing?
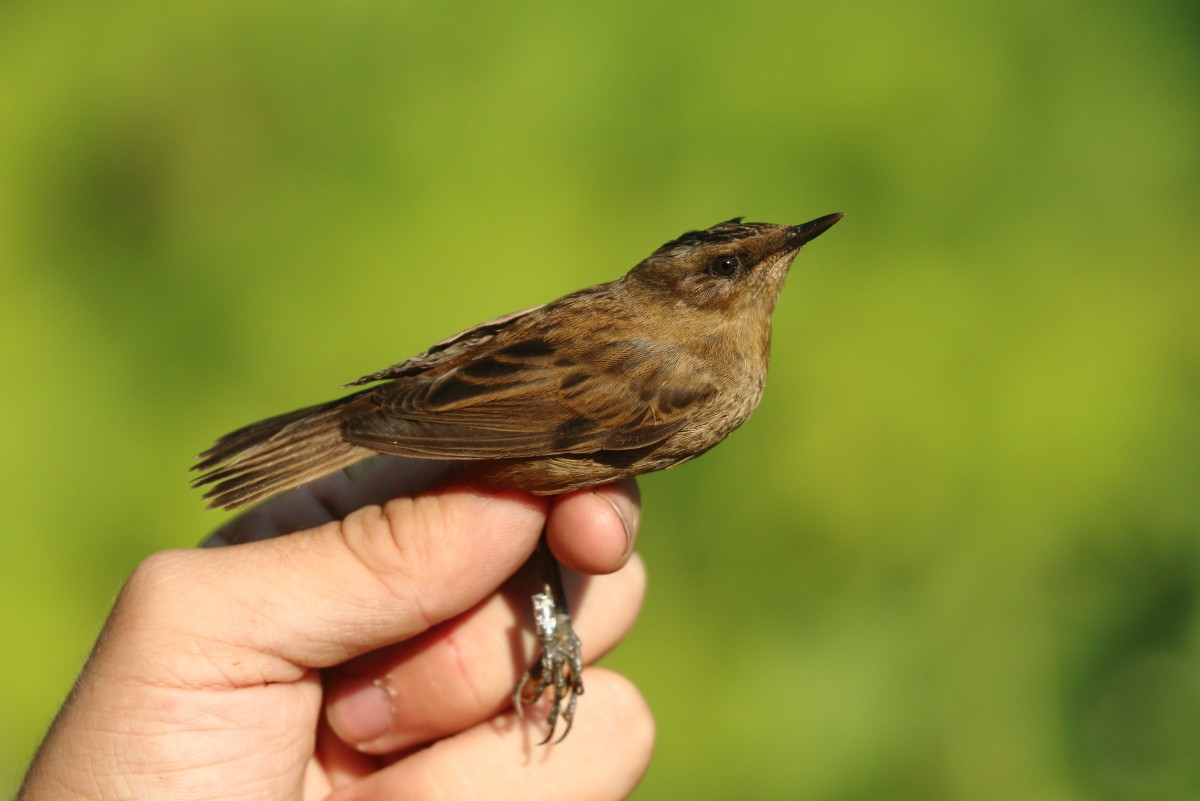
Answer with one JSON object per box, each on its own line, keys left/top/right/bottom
{"left": 341, "top": 333, "right": 716, "bottom": 459}
{"left": 342, "top": 304, "right": 547, "bottom": 387}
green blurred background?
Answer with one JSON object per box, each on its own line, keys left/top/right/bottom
{"left": 2, "top": 0, "right": 1198, "bottom": 797}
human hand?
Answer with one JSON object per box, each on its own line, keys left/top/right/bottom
{"left": 19, "top": 457, "right": 652, "bottom": 801}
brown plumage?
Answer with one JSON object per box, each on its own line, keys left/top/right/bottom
{"left": 193, "top": 214, "right": 842, "bottom": 510}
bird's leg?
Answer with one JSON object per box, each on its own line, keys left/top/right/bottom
{"left": 512, "top": 533, "right": 584, "bottom": 744}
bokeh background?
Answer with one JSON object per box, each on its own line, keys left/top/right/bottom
{"left": 2, "top": 0, "right": 1198, "bottom": 797}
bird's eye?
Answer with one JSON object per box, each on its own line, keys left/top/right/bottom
{"left": 710, "top": 255, "right": 740, "bottom": 277}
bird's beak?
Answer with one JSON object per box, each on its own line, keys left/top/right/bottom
{"left": 785, "top": 213, "right": 844, "bottom": 250}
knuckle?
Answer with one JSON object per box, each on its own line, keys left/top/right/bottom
{"left": 119, "top": 549, "right": 196, "bottom": 615}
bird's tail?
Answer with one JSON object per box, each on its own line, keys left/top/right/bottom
{"left": 192, "top": 392, "right": 376, "bottom": 510}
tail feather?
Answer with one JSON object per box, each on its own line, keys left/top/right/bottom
{"left": 193, "top": 393, "right": 375, "bottom": 509}
{"left": 194, "top": 396, "right": 357, "bottom": 472}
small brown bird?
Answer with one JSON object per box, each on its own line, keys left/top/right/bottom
{"left": 194, "top": 213, "right": 842, "bottom": 740}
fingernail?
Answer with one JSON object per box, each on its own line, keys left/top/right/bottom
{"left": 327, "top": 678, "right": 394, "bottom": 748}
{"left": 597, "top": 485, "right": 640, "bottom": 559}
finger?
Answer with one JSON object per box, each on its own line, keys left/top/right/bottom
{"left": 202, "top": 456, "right": 457, "bottom": 546}
{"left": 325, "top": 669, "right": 654, "bottom": 801}
{"left": 116, "top": 486, "right": 551, "bottom": 684}
{"left": 544, "top": 479, "right": 640, "bottom": 575}
{"left": 324, "top": 553, "right": 646, "bottom": 752}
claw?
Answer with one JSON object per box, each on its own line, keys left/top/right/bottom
{"left": 513, "top": 585, "right": 584, "bottom": 743}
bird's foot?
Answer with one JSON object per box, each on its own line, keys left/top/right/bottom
{"left": 513, "top": 586, "right": 584, "bottom": 744}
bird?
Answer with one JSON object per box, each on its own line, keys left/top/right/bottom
{"left": 193, "top": 212, "right": 843, "bottom": 741}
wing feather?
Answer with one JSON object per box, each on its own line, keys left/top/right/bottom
{"left": 341, "top": 329, "right": 716, "bottom": 459}
{"left": 342, "top": 305, "right": 546, "bottom": 387}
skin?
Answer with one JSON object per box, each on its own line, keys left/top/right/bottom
{"left": 18, "top": 458, "right": 653, "bottom": 801}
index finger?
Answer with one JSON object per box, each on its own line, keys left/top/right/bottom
{"left": 202, "top": 455, "right": 456, "bottom": 546}
{"left": 545, "top": 479, "right": 641, "bottom": 575}
{"left": 119, "top": 486, "right": 551, "bottom": 683}
{"left": 202, "top": 458, "right": 642, "bottom": 580}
